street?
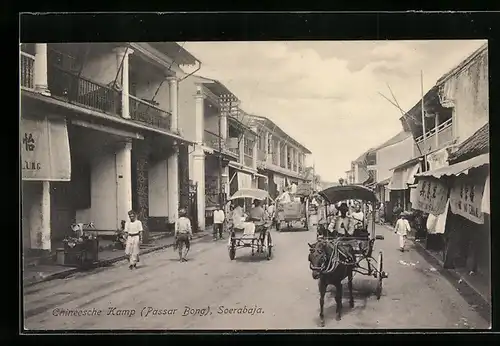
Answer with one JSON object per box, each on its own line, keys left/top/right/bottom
{"left": 23, "top": 225, "right": 489, "bottom": 330}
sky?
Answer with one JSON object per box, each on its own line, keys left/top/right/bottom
{"left": 182, "top": 40, "right": 486, "bottom": 182}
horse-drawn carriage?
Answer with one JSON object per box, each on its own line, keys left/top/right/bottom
{"left": 307, "top": 184, "right": 389, "bottom": 326}
{"left": 276, "top": 183, "right": 313, "bottom": 232}
{"left": 227, "top": 188, "right": 274, "bottom": 261}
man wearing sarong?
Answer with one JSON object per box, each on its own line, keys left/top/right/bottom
{"left": 124, "top": 210, "right": 143, "bottom": 270}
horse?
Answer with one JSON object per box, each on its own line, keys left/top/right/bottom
{"left": 308, "top": 239, "right": 356, "bottom": 326}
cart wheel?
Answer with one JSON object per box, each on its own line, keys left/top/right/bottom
{"left": 266, "top": 233, "right": 273, "bottom": 260}
{"left": 376, "top": 251, "right": 383, "bottom": 300}
{"left": 229, "top": 246, "right": 236, "bottom": 260}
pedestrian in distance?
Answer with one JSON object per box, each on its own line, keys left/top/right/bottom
{"left": 395, "top": 212, "right": 411, "bottom": 252}
{"left": 124, "top": 210, "right": 143, "bottom": 270}
{"left": 175, "top": 208, "right": 193, "bottom": 262}
{"left": 213, "top": 204, "right": 225, "bottom": 241}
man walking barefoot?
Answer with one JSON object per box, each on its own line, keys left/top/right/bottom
{"left": 124, "top": 210, "right": 143, "bottom": 269}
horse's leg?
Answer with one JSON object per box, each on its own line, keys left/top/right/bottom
{"left": 348, "top": 268, "right": 354, "bottom": 308}
{"left": 318, "top": 278, "right": 327, "bottom": 327}
{"left": 335, "top": 281, "right": 343, "bottom": 321}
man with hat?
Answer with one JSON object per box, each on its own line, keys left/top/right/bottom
{"left": 175, "top": 208, "right": 193, "bottom": 262}
{"left": 395, "top": 211, "right": 411, "bottom": 252}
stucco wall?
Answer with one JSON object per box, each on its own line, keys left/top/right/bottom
{"left": 439, "top": 48, "right": 489, "bottom": 143}
{"left": 376, "top": 136, "right": 415, "bottom": 182}
{"left": 178, "top": 76, "right": 198, "bottom": 142}
{"left": 75, "top": 149, "right": 117, "bottom": 230}
{"left": 134, "top": 77, "right": 172, "bottom": 113}
{"left": 80, "top": 51, "right": 120, "bottom": 86}
{"left": 148, "top": 158, "right": 170, "bottom": 217}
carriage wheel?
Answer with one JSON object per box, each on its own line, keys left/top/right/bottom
{"left": 229, "top": 239, "right": 236, "bottom": 260}
{"left": 266, "top": 233, "right": 273, "bottom": 260}
{"left": 376, "top": 251, "right": 383, "bottom": 300}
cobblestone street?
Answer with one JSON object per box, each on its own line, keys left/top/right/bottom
{"left": 23, "top": 225, "right": 489, "bottom": 330}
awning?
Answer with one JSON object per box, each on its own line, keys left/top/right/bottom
{"left": 416, "top": 153, "right": 489, "bottom": 179}
{"left": 389, "top": 162, "right": 420, "bottom": 190}
{"left": 228, "top": 161, "right": 256, "bottom": 175}
{"left": 21, "top": 116, "right": 71, "bottom": 181}
{"left": 482, "top": 174, "right": 490, "bottom": 214}
{"left": 254, "top": 172, "right": 267, "bottom": 179}
{"left": 237, "top": 171, "right": 252, "bottom": 190}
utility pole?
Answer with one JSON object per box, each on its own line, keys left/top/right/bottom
{"left": 218, "top": 98, "right": 224, "bottom": 206}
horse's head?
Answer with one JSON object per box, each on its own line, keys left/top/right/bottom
{"left": 308, "top": 241, "right": 329, "bottom": 279}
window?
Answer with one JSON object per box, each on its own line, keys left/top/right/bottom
{"left": 244, "top": 137, "right": 254, "bottom": 156}
{"left": 366, "top": 152, "right": 377, "bottom": 166}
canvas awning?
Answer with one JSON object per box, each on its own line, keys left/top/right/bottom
{"left": 415, "top": 153, "right": 489, "bottom": 179}
{"left": 21, "top": 116, "right": 71, "bottom": 181}
{"left": 389, "top": 162, "right": 421, "bottom": 190}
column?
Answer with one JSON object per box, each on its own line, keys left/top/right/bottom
{"left": 434, "top": 113, "right": 439, "bottom": 149}
{"left": 116, "top": 140, "right": 133, "bottom": 223}
{"left": 239, "top": 134, "right": 245, "bottom": 164}
{"left": 293, "top": 149, "right": 299, "bottom": 172}
{"left": 167, "top": 76, "right": 179, "bottom": 133}
{"left": 284, "top": 145, "right": 289, "bottom": 170}
{"left": 167, "top": 144, "right": 179, "bottom": 225}
{"left": 34, "top": 43, "right": 50, "bottom": 96}
{"left": 222, "top": 166, "right": 230, "bottom": 198}
{"left": 266, "top": 133, "right": 272, "bottom": 164}
{"left": 251, "top": 127, "right": 258, "bottom": 169}
{"left": 195, "top": 86, "right": 204, "bottom": 145}
{"left": 114, "top": 47, "right": 134, "bottom": 119}
{"left": 276, "top": 140, "right": 281, "bottom": 167}
{"left": 193, "top": 86, "right": 206, "bottom": 230}
{"left": 220, "top": 110, "right": 228, "bottom": 141}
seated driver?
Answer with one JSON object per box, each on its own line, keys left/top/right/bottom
{"left": 248, "top": 200, "right": 267, "bottom": 243}
{"left": 351, "top": 204, "right": 365, "bottom": 228}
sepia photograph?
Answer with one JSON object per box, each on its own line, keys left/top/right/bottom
{"left": 20, "top": 39, "right": 490, "bottom": 330}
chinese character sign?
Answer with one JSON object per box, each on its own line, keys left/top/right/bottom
{"left": 449, "top": 176, "right": 485, "bottom": 224}
{"left": 21, "top": 117, "right": 71, "bottom": 181}
{"left": 413, "top": 179, "right": 448, "bottom": 215}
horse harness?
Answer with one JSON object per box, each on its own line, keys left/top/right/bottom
{"left": 309, "top": 240, "right": 356, "bottom": 275}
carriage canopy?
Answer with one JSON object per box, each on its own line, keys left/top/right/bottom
{"left": 228, "top": 188, "right": 273, "bottom": 201}
{"left": 318, "top": 184, "right": 378, "bottom": 205}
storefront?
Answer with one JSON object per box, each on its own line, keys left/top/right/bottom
{"left": 414, "top": 153, "right": 490, "bottom": 279}
{"left": 388, "top": 158, "right": 422, "bottom": 223}
{"left": 22, "top": 112, "right": 71, "bottom": 255}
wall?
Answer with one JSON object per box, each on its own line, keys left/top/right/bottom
{"left": 134, "top": 76, "right": 172, "bottom": 113}
{"left": 75, "top": 149, "right": 117, "bottom": 230}
{"left": 439, "top": 49, "right": 489, "bottom": 143}
{"left": 376, "top": 136, "right": 415, "bottom": 182}
{"left": 22, "top": 181, "right": 43, "bottom": 250}
{"left": 204, "top": 105, "right": 219, "bottom": 134}
{"left": 148, "top": 158, "right": 169, "bottom": 217}
{"left": 80, "top": 51, "right": 120, "bottom": 86}
{"left": 178, "top": 76, "right": 198, "bottom": 142}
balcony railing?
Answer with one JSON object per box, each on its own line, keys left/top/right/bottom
{"left": 20, "top": 52, "right": 35, "bottom": 89}
{"left": 48, "top": 65, "right": 121, "bottom": 116}
{"left": 204, "top": 130, "right": 225, "bottom": 150}
{"left": 415, "top": 118, "right": 453, "bottom": 154}
{"left": 244, "top": 154, "right": 253, "bottom": 168}
{"left": 129, "top": 95, "right": 172, "bottom": 131}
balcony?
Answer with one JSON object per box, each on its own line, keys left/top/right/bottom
{"left": 203, "top": 130, "right": 224, "bottom": 149}
{"left": 129, "top": 96, "right": 171, "bottom": 131}
{"left": 48, "top": 65, "right": 122, "bottom": 116}
{"left": 20, "top": 52, "right": 35, "bottom": 90}
{"left": 272, "top": 154, "right": 278, "bottom": 166}
{"left": 415, "top": 118, "right": 453, "bottom": 155}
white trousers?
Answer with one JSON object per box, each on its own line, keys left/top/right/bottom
{"left": 399, "top": 234, "right": 407, "bottom": 249}
{"left": 125, "top": 235, "right": 140, "bottom": 265}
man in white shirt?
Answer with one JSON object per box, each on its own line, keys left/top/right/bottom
{"left": 213, "top": 205, "right": 225, "bottom": 241}
{"left": 124, "top": 210, "right": 143, "bottom": 270}
{"left": 395, "top": 212, "right": 411, "bottom": 252}
{"left": 351, "top": 205, "right": 365, "bottom": 230}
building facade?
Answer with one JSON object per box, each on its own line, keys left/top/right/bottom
{"left": 178, "top": 76, "right": 259, "bottom": 229}
{"left": 21, "top": 42, "right": 199, "bottom": 256}
{"left": 247, "top": 115, "right": 311, "bottom": 198}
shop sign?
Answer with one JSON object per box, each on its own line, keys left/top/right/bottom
{"left": 449, "top": 176, "right": 485, "bottom": 224}
{"left": 21, "top": 117, "right": 71, "bottom": 181}
{"left": 413, "top": 178, "right": 448, "bottom": 215}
